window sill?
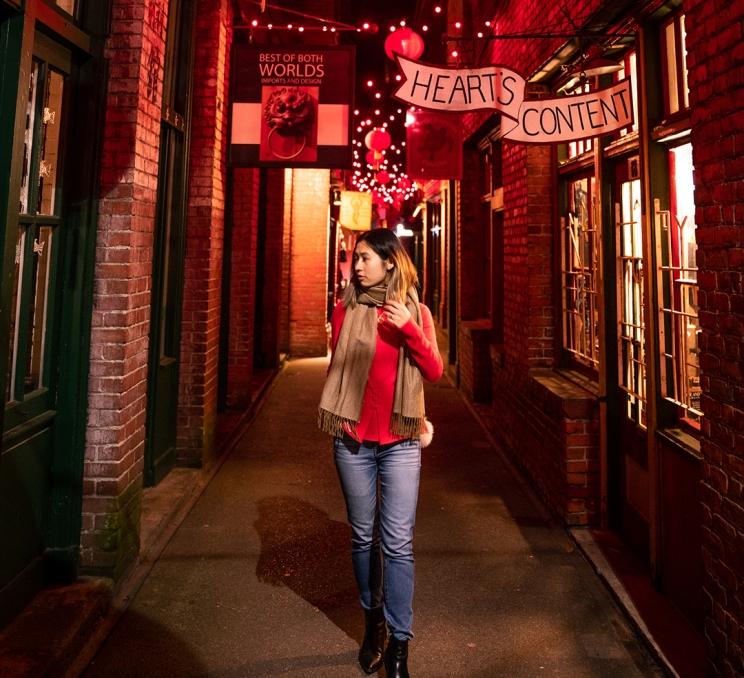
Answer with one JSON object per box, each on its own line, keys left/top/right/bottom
{"left": 529, "top": 368, "right": 599, "bottom": 419}
{"left": 657, "top": 427, "right": 702, "bottom": 462}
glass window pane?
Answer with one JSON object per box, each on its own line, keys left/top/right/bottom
{"left": 6, "top": 229, "right": 26, "bottom": 403}
{"left": 680, "top": 15, "right": 690, "bottom": 110}
{"left": 618, "top": 178, "right": 646, "bottom": 427}
{"left": 38, "top": 70, "right": 64, "bottom": 216}
{"left": 19, "top": 62, "right": 40, "bottom": 215}
{"left": 660, "top": 142, "right": 700, "bottom": 422}
{"left": 23, "top": 226, "right": 54, "bottom": 394}
{"left": 563, "top": 176, "right": 599, "bottom": 368}
{"left": 665, "top": 22, "right": 679, "bottom": 115}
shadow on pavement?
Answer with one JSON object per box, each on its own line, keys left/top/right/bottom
{"left": 82, "top": 609, "right": 207, "bottom": 677}
{"left": 254, "top": 496, "right": 363, "bottom": 646}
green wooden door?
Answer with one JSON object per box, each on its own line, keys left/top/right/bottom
{"left": 145, "top": 0, "right": 195, "bottom": 486}
{"left": 0, "top": 30, "right": 71, "bottom": 623}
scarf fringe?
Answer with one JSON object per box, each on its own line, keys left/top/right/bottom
{"left": 318, "top": 407, "right": 357, "bottom": 438}
{"left": 391, "top": 413, "right": 426, "bottom": 439}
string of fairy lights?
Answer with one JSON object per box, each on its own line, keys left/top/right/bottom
{"left": 239, "top": 2, "right": 505, "bottom": 210}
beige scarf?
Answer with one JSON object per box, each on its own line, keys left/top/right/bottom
{"left": 318, "top": 283, "right": 425, "bottom": 439}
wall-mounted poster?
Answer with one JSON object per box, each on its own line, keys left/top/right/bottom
{"left": 231, "top": 46, "right": 355, "bottom": 168}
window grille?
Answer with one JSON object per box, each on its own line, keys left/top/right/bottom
{"left": 656, "top": 144, "right": 701, "bottom": 423}
{"left": 562, "top": 177, "right": 599, "bottom": 369}
{"left": 617, "top": 179, "right": 646, "bottom": 428}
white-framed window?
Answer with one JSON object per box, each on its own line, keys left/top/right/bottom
{"left": 657, "top": 142, "right": 700, "bottom": 425}
{"left": 616, "top": 173, "right": 646, "bottom": 428}
{"left": 562, "top": 175, "right": 599, "bottom": 369}
{"left": 615, "top": 50, "right": 639, "bottom": 135}
{"left": 661, "top": 12, "right": 690, "bottom": 116}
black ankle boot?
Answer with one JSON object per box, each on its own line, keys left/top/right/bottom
{"left": 384, "top": 636, "right": 409, "bottom": 678}
{"left": 359, "top": 607, "right": 386, "bottom": 674}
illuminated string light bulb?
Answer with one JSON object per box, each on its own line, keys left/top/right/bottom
{"left": 395, "top": 74, "right": 402, "bottom": 81}
{"left": 375, "top": 92, "right": 381, "bottom": 99}
{"left": 298, "top": 26, "right": 304, "bottom": 32}
{"left": 477, "top": 31, "right": 483, "bottom": 38}
{"left": 399, "top": 19, "right": 406, "bottom": 26}
{"left": 367, "top": 80, "right": 374, "bottom": 87}
{"left": 363, "top": 22, "right": 370, "bottom": 29}
{"left": 454, "top": 21, "right": 461, "bottom": 28}
{"left": 451, "top": 49, "right": 459, "bottom": 58}
{"left": 354, "top": 109, "right": 360, "bottom": 115}
{"left": 485, "top": 20, "right": 491, "bottom": 26}
{"left": 251, "top": 19, "right": 258, "bottom": 27}
{"left": 389, "top": 25, "right": 396, "bottom": 32}
{"left": 287, "top": 23, "right": 293, "bottom": 29}
{"left": 267, "top": 23, "right": 273, "bottom": 29}
{"left": 434, "top": 6, "right": 441, "bottom": 13}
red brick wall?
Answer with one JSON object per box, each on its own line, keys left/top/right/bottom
{"left": 178, "top": 0, "right": 232, "bottom": 464}
{"left": 685, "top": 0, "right": 744, "bottom": 673}
{"left": 227, "top": 168, "right": 260, "bottom": 406}
{"left": 82, "top": 0, "right": 168, "bottom": 577}
{"left": 288, "top": 169, "right": 330, "bottom": 357}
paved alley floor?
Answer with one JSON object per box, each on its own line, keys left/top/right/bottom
{"left": 82, "top": 358, "right": 664, "bottom": 678}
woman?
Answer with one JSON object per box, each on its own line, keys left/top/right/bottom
{"left": 318, "top": 228, "right": 443, "bottom": 677}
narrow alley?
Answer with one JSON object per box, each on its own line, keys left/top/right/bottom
{"left": 82, "top": 359, "right": 663, "bottom": 678}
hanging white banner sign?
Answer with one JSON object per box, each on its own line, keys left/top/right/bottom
{"left": 393, "top": 56, "right": 634, "bottom": 144}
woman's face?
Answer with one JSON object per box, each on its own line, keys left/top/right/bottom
{"left": 353, "top": 241, "right": 392, "bottom": 288}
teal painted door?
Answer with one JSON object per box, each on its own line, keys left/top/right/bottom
{"left": 0, "top": 30, "right": 71, "bottom": 624}
{"left": 145, "top": 0, "right": 195, "bottom": 486}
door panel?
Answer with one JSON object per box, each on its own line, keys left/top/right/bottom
{"left": 612, "top": 157, "right": 649, "bottom": 557}
{"left": 144, "top": 0, "right": 194, "bottom": 486}
{"left": 0, "top": 33, "right": 70, "bottom": 619}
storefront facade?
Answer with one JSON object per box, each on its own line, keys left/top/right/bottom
{"left": 0, "top": 0, "right": 336, "bottom": 627}
{"left": 434, "top": 0, "right": 743, "bottom": 672}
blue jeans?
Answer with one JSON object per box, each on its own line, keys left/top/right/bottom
{"left": 333, "top": 434, "right": 421, "bottom": 641}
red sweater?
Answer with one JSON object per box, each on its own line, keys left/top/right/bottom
{"left": 330, "top": 301, "right": 443, "bottom": 443}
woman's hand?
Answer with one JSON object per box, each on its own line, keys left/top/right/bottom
{"left": 382, "top": 300, "right": 411, "bottom": 328}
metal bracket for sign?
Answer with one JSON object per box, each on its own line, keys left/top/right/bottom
{"left": 443, "top": 32, "right": 633, "bottom": 41}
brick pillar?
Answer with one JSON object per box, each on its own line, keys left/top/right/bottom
{"left": 288, "top": 169, "right": 330, "bottom": 357}
{"left": 226, "top": 168, "right": 259, "bottom": 407}
{"left": 81, "top": 0, "right": 168, "bottom": 578}
{"left": 178, "top": 0, "right": 232, "bottom": 464}
{"left": 686, "top": 0, "right": 744, "bottom": 674}
{"left": 525, "top": 142, "right": 554, "bottom": 368}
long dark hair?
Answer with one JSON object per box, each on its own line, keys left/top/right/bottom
{"left": 344, "top": 228, "right": 418, "bottom": 306}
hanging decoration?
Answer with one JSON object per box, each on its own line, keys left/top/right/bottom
{"left": 339, "top": 190, "right": 373, "bottom": 231}
{"left": 364, "top": 128, "right": 392, "bottom": 152}
{"left": 392, "top": 56, "right": 633, "bottom": 143}
{"left": 230, "top": 45, "right": 355, "bottom": 167}
{"left": 384, "top": 27, "right": 425, "bottom": 61}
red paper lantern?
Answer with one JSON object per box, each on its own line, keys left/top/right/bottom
{"left": 376, "top": 170, "right": 390, "bottom": 184}
{"left": 364, "top": 128, "right": 391, "bottom": 152}
{"left": 365, "top": 150, "right": 380, "bottom": 166}
{"left": 384, "top": 28, "right": 425, "bottom": 61}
